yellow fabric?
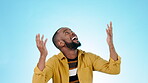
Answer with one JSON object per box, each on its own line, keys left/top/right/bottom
{"left": 32, "top": 49, "right": 121, "bottom": 83}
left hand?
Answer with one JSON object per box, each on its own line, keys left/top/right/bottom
{"left": 106, "top": 21, "right": 114, "bottom": 47}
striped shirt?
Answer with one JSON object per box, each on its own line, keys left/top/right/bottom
{"left": 67, "top": 56, "right": 79, "bottom": 83}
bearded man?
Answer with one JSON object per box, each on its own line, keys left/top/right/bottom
{"left": 32, "top": 22, "right": 121, "bottom": 83}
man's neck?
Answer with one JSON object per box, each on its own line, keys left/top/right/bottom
{"left": 60, "top": 48, "right": 78, "bottom": 59}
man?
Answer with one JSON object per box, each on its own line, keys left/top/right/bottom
{"left": 32, "top": 22, "right": 121, "bottom": 83}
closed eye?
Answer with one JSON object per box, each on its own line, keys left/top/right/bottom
{"left": 65, "top": 32, "right": 70, "bottom": 34}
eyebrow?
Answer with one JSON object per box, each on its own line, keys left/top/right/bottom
{"left": 63, "top": 29, "right": 71, "bottom": 33}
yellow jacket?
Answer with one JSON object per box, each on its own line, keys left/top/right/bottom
{"left": 32, "top": 49, "right": 121, "bottom": 83}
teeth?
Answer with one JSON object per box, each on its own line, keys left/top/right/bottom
{"left": 72, "top": 36, "right": 77, "bottom": 40}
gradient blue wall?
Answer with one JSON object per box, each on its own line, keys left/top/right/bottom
{"left": 0, "top": 0, "right": 148, "bottom": 83}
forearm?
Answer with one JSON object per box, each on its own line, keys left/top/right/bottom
{"left": 33, "top": 55, "right": 53, "bottom": 83}
{"left": 37, "top": 55, "right": 47, "bottom": 71}
{"left": 109, "top": 44, "right": 118, "bottom": 61}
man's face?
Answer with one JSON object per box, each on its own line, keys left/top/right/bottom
{"left": 57, "top": 28, "right": 81, "bottom": 49}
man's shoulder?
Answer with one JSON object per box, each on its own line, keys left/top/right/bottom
{"left": 78, "top": 49, "right": 99, "bottom": 59}
{"left": 45, "top": 54, "right": 60, "bottom": 67}
{"left": 47, "top": 54, "right": 59, "bottom": 62}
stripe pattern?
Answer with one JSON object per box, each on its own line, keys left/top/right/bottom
{"left": 67, "top": 56, "right": 79, "bottom": 83}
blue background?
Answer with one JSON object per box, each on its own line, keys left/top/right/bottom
{"left": 0, "top": 0, "right": 148, "bottom": 83}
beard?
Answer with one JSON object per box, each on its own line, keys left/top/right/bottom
{"left": 64, "top": 40, "right": 81, "bottom": 50}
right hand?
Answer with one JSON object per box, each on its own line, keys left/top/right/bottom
{"left": 36, "top": 34, "right": 48, "bottom": 57}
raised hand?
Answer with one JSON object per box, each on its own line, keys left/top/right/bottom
{"left": 36, "top": 34, "right": 48, "bottom": 57}
{"left": 106, "top": 21, "right": 118, "bottom": 61}
{"left": 106, "top": 21, "right": 114, "bottom": 48}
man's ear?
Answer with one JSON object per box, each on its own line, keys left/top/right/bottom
{"left": 58, "top": 40, "right": 65, "bottom": 47}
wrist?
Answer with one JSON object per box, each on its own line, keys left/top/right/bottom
{"left": 109, "top": 44, "right": 114, "bottom": 49}
{"left": 40, "top": 54, "right": 47, "bottom": 59}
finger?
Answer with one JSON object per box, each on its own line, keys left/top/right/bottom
{"left": 106, "top": 29, "right": 108, "bottom": 34}
{"left": 36, "top": 34, "right": 40, "bottom": 40}
{"left": 107, "top": 24, "right": 112, "bottom": 33}
{"left": 106, "top": 28, "right": 112, "bottom": 37}
{"left": 107, "top": 24, "right": 111, "bottom": 31}
{"left": 109, "top": 21, "right": 113, "bottom": 34}
{"left": 36, "top": 34, "right": 40, "bottom": 45}
{"left": 110, "top": 21, "right": 113, "bottom": 30}
{"left": 106, "top": 26, "right": 111, "bottom": 33}
{"left": 107, "top": 24, "right": 109, "bottom": 28}
{"left": 106, "top": 29, "right": 110, "bottom": 36}
{"left": 38, "top": 34, "right": 44, "bottom": 46}
{"left": 41, "top": 35, "right": 44, "bottom": 41}
{"left": 108, "top": 27, "right": 111, "bottom": 31}
{"left": 44, "top": 38, "right": 48, "bottom": 46}
{"left": 110, "top": 21, "right": 112, "bottom": 27}
{"left": 38, "top": 34, "right": 40, "bottom": 39}
{"left": 38, "top": 34, "right": 41, "bottom": 42}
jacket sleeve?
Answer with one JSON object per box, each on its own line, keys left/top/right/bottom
{"left": 32, "top": 58, "right": 54, "bottom": 83}
{"left": 90, "top": 53, "right": 121, "bottom": 74}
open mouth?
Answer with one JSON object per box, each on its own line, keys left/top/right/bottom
{"left": 72, "top": 36, "right": 78, "bottom": 41}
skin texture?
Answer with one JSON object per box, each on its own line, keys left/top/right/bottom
{"left": 106, "top": 22, "right": 118, "bottom": 61}
{"left": 36, "top": 34, "right": 48, "bottom": 71}
{"left": 35, "top": 21, "right": 118, "bottom": 71}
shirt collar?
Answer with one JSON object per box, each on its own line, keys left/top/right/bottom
{"left": 57, "top": 49, "right": 84, "bottom": 60}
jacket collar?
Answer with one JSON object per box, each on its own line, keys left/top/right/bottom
{"left": 57, "top": 49, "right": 85, "bottom": 60}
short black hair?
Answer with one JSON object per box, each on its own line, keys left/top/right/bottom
{"left": 52, "top": 28, "right": 63, "bottom": 49}
{"left": 52, "top": 27, "right": 69, "bottom": 49}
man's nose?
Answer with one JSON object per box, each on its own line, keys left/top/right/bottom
{"left": 71, "top": 32, "right": 76, "bottom": 36}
